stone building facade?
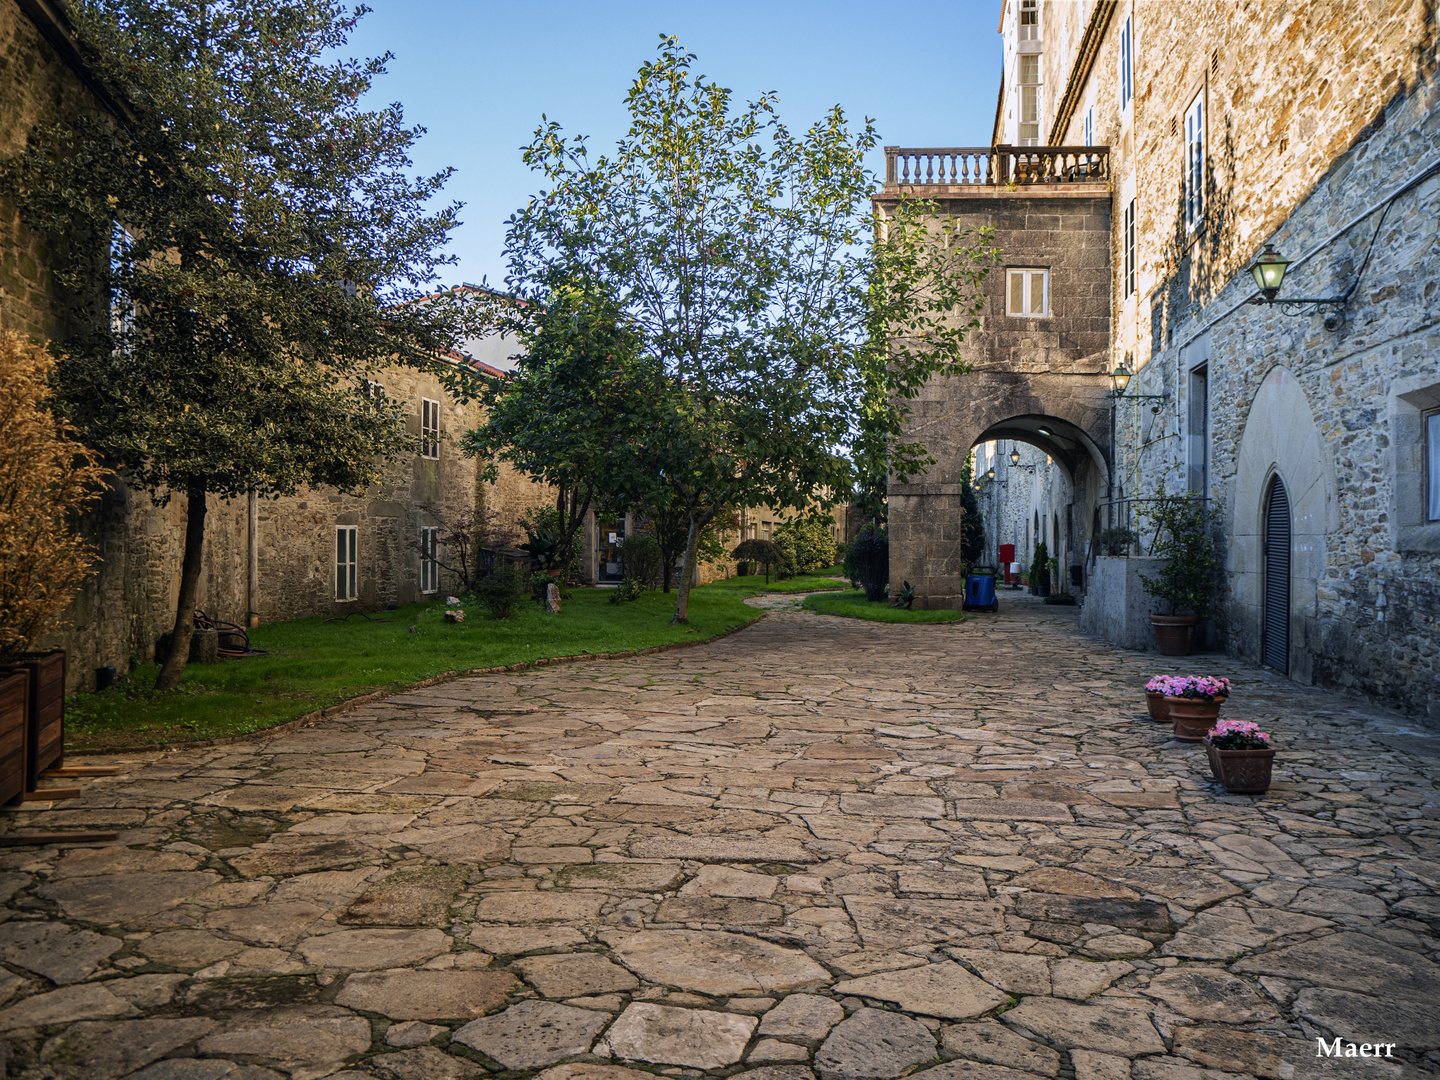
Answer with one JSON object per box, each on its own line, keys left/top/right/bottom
{"left": 891, "top": 0, "right": 1440, "bottom": 719}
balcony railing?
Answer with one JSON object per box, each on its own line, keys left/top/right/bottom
{"left": 883, "top": 145, "right": 1109, "bottom": 188}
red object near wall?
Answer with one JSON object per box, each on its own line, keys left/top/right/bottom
{"left": 999, "top": 544, "right": 1016, "bottom": 584}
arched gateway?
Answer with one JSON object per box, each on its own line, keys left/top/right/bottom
{"left": 875, "top": 146, "right": 1115, "bottom": 608}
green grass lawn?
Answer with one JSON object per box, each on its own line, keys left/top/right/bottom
{"left": 802, "top": 589, "right": 967, "bottom": 623}
{"left": 703, "top": 568, "right": 849, "bottom": 594}
{"left": 67, "top": 585, "right": 757, "bottom": 751}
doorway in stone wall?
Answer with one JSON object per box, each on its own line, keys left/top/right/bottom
{"left": 1263, "top": 475, "right": 1291, "bottom": 674}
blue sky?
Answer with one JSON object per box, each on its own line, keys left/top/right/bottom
{"left": 345, "top": 0, "right": 1002, "bottom": 288}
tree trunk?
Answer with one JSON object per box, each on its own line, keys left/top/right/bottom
{"left": 662, "top": 560, "right": 672, "bottom": 593}
{"left": 670, "top": 515, "right": 701, "bottom": 625}
{"left": 155, "top": 480, "right": 207, "bottom": 691}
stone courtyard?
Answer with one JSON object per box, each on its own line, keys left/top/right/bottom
{"left": 1, "top": 595, "right": 1438, "bottom": 1080}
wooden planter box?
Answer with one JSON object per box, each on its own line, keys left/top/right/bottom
{"left": 0, "top": 650, "right": 65, "bottom": 789}
{"left": 0, "top": 671, "right": 27, "bottom": 806}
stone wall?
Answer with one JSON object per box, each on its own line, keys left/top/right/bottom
{"left": 1026, "top": 0, "right": 1440, "bottom": 716}
{"left": 0, "top": 1, "right": 100, "bottom": 342}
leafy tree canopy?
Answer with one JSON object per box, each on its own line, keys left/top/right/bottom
{"left": 472, "top": 37, "right": 999, "bottom": 623}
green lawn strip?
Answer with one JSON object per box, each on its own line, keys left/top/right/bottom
{"left": 66, "top": 586, "right": 756, "bottom": 752}
{"left": 802, "top": 590, "right": 967, "bottom": 623}
{"left": 703, "top": 570, "right": 850, "bottom": 595}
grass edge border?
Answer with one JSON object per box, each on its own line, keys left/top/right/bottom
{"left": 69, "top": 612, "right": 769, "bottom": 757}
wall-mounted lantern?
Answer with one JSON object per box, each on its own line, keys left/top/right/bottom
{"left": 1246, "top": 244, "right": 1347, "bottom": 330}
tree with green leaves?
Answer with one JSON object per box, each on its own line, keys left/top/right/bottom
{"left": 460, "top": 284, "right": 661, "bottom": 578}
{"left": 1, "top": 0, "right": 462, "bottom": 689}
{"left": 960, "top": 455, "right": 984, "bottom": 566}
{"left": 498, "top": 37, "right": 999, "bottom": 624}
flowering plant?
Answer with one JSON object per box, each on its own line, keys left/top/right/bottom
{"left": 1148, "top": 675, "right": 1231, "bottom": 699}
{"left": 1206, "top": 718, "right": 1271, "bottom": 750}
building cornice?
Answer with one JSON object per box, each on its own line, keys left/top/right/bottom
{"left": 1047, "top": 0, "right": 1116, "bottom": 145}
{"left": 15, "top": 0, "right": 135, "bottom": 124}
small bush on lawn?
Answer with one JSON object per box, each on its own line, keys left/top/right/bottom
{"left": 846, "top": 523, "right": 889, "bottom": 601}
{"left": 773, "top": 516, "right": 837, "bottom": 579}
{"left": 733, "top": 538, "right": 783, "bottom": 583}
{"left": 478, "top": 560, "right": 528, "bottom": 619}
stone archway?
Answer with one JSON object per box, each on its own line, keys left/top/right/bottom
{"left": 890, "top": 372, "right": 1113, "bottom": 608}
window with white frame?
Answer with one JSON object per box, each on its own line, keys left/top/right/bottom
{"left": 1184, "top": 92, "right": 1206, "bottom": 233}
{"left": 1427, "top": 409, "right": 1440, "bottom": 522}
{"left": 1019, "top": 55, "right": 1041, "bottom": 144}
{"left": 420, "top": 397, "right": 440, "bottom": 459}
{"left": 336, "top": 526, "right": 358, "bottom": 601}
{"left": 1006, "top": 268, "right": 1049, "bottom": 318}
{"left": 1018, "top": 0, "right": 1038, "bottom": 38}
{"left": 1124, "top": 199, "right": 1136, "bottom": 297}
{"left": 419, "top": 526, "right": 439, "bottom": 593}
{"left": 360, "top": 379, "right": 384, "bottom": 401}
{"left": 1119, "top": 16, "right": 1133, "bottom": 110}
{"left": 1084, "top": 106, "right": 1094, "bottom": 147}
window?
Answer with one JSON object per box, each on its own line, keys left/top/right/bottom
{"left": 1018, "top": 0, "right": 1039, "bottom": 38}
{"left": 1427, "top": 410, "right": 1440, "bottom": 521}
{"left": 361, "top": 379, "right": 384, "bottom": 401}
{"left": 1184, "top": 92, "right": 1205, "bottom": 233}
{"left": 1187, "top": 365, "right": 1209, "bottom": 494}
{"left": 1124, "top": 199, "right": 1136, "bottom": 297}
{"left": 1119, "top": 16, "right": 1133, "bottom": 110}
{"left": 1019, "top": 55, "right": 1041, "bottom": 144}
{"left": 419, "top": 526, "right": 439, "bottom": 593}
{"left": 420, "top": 397, "right": 440, "bottom": 459}
{"left": 1084, "top": 106, "right": 1094, "bottom": 147}
{"left": 110, "top": 224, "right": 136, "bottom": 348}
{"left": 1006, "top": 268, "right": 1049, "bottom": 317}
{"left": 335, "top": 527, "right": 357, "bottom": 601}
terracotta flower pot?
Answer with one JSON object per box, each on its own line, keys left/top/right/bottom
{"left": 1146, "top": 690, "right": 1171, "bottom": 723}
{"left": 1207, "top": 743, "right": 1275, "bottom": 794}
{"left": 1167, "top": 696, "right": 1223, "bottom": 742}
{"left": 1151, "top": 614, "right": 1199, "bottom": 656}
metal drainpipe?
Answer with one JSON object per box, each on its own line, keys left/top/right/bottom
{"left": 247, "top": 488, "right": 259, "bottom": 628}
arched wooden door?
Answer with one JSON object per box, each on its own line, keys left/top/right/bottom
{"left": 1262, "top": 475, "right": 1291, "bottom": 674}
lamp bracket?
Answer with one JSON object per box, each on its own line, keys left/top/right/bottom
{"left": 1248, "top": 295, "right": 1348, "bottom": 330}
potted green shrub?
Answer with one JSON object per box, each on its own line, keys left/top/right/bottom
{"left": 1029, "top": 542, "right": 1050, "bottom": 597}
{"left": 1140, "top": 491, "right": 1219, "bottom": 656}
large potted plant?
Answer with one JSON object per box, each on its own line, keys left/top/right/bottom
{"left": 1029, "top": 541, "right": 1050, "bottom": 597}
{"left": 0, "top": 333, "right": 107, "bottom": 799}
{"left": 1162, "top": 675, "right": 1231, "bottom": 742}
{"left": 1205, "top": 719, "right": 1275, "bottom": 794}
{"left": 1140, "top": 491, "right": 1219, "bottom": 656}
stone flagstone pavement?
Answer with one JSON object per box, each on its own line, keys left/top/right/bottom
{"left": 1, "top": 593, "right": 1438, "bottom": 1080}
